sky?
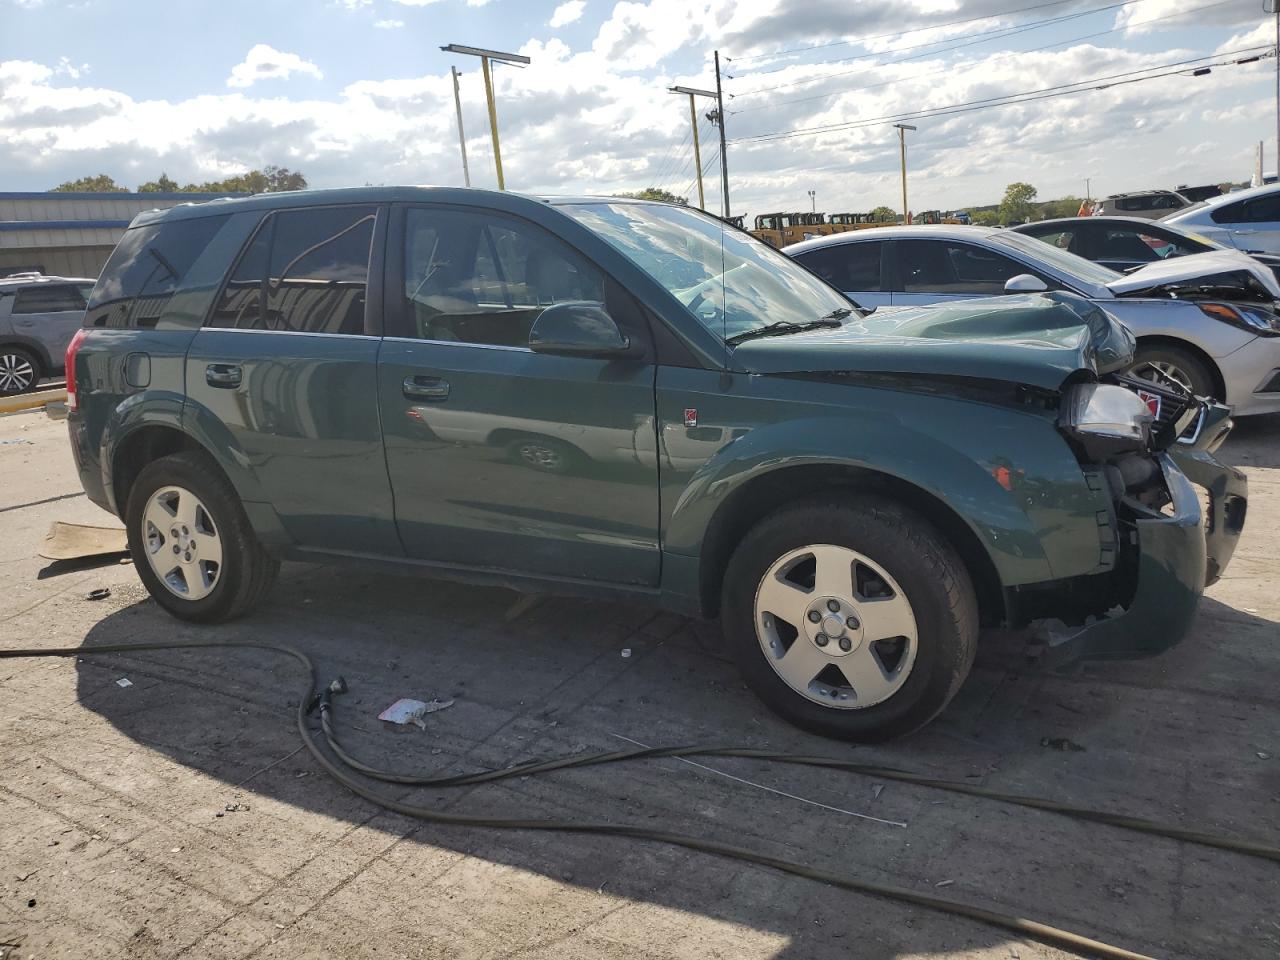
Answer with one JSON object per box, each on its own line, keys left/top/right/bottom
{"left": 1, "top": 0, "right": 1277, "bottom": 219}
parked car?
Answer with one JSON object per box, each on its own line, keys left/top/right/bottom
{"left": 785, "top": 225, "right": 1280, "bottom": 413}
{"left": 1094, "top": 190, "right": 1190, "bottom": 220}
{"left": 1011, "top": 216, "right": 1280, "bottom": 282}
{"left": 67, "top": 188, "right": 1245, "bottom": 742}
{"left": 0, "top": 272, "right": 95, "bottom": 394}
{"left": 1161, "top": 182, "right": 1280, "bottom": 256}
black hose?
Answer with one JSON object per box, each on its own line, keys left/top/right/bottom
{"left": 10, "top": 638, "right": 1261, "bottom": 960}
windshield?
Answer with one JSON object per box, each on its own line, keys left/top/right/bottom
{"left": 990, "top": 229, "right": 1121, "bottom": 287}
{"left": 556, "top": 201, "right": 854, "bottom": 342}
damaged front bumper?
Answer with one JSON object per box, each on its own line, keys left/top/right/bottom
{"left": 1039, "top": 404, "right": 1247, "bottom": 666}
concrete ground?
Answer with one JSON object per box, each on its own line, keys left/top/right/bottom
{"left": 0, "top": 408, "right": 1277, "bottom": 960}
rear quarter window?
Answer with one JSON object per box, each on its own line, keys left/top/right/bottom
{"left": 12, "top": 283, "right": 87, "bottom": 314}
{"left": 86, "top": 215, "right": 230, "bottom": 328}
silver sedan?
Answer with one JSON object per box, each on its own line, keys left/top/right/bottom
{"left": 785, "top": 225, "right": 1280, "bottom": 416}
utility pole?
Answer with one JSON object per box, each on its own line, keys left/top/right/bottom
{"left": 451, "top": 66, "right": 471, "bottom": 188}
{"left": 668, "top": 85, "right": 718, "bottom": 211}
{"left": 713, "top": 50, "right": 730, "bottom": 218}
{"left": 441, "top": 44, "right": 531, "bottom": 190}
{"left": 893, "top": 123, "right": 916, "bottom": 225}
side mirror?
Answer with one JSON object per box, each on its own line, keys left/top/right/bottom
{"left": 528, "top": 301, "right": 631, "bottom": 357}
{"left": 1004, "top": 273, "right": 1049, "bottom": 293}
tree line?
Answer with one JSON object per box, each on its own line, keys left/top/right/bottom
{"left": 51, "top": 166, "right": 307, "bottom": 195}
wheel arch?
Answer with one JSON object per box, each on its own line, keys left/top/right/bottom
{"left": 697, "top": 463, "right": 1006, "bottom": 628}
{"left": 0, "top": 335, "right": 52, "bottom": 374}
{"left": 110, "top": 424, "right": 215, "bottom": 518}
{"left": 1133, "top": 334, "right": 1226, "bottom": 401}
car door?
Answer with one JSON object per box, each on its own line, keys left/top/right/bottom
{"left": 378, "top": 203, "right": 661, "bottom": 586}
{"left": 889, "top": 239, "right": 1045, "bottom": 306}
{"left": 9, "top": 282, "right": 92, "bottom": 374}
{"left": 185, "top": 203, "right": 402, "bottom": 556}
{"left": 789, "top": 240, "right": 889, "bottom": 308}
{"left": 1217, "top": 193, "right": 1280, "bottom": 255}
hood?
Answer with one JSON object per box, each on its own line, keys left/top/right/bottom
{"left": 1105, "top": 249, "right": 1280, "bottom": 300}
{"left": 733, "top": 293, "right": 1135, "bottom": 393}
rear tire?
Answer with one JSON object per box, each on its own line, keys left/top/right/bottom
{"left": 721, "top": 495, "right": 978, "bottom": 742}
{"left": 1130, "top": 344, "right": 1215, "bottom": 399}
{"left": 125, "top": 450, "right": 279, "bottom": 623}
{"left": 0, "top": 347, "right": 41, "bottom": 395}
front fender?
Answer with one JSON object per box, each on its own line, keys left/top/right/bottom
{"left": 667, "top": 410, "right": 1108, "bottom": 589}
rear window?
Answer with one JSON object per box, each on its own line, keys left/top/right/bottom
{"left": 207, "top": 205, "right": 375, "bottom": 335}
{"left": 13, "top": 283, "right": 88, "bottom": 314}
{"left": 86, "top": 215, "right": 230, "bottom": 328}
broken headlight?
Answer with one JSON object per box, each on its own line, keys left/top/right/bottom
{"left": 1059, "top": 383, "right": 1154, "bottom": 453}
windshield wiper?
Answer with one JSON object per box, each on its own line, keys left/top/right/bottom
{"left": 726, "top": 311, "right": 848, "bottom": 346}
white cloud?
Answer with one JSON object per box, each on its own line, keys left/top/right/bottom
{"left": 54, "top": 56, "right": 88, "bottom": 80}
{"left": 226, "top": 44, "right": 324, "bottom": 88}
{"left": 3, "top": 0, "right": 1276, "bottom": 214}
{"left": 550, "top": 0, "right": 585, "bottom": 27}
{"left": 374, "top": 18, "right": 405, "bottom": 28}
{"left": 390, "top": 0, "right": 444, "bottom": 5}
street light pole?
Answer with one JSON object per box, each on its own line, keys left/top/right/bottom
{"left": 893, "top": 123, "right": 916, "bottom": 225}
{"left": 441, "top": 43, "right": 532, "bottom": 190}
{"left": 808, "top": 189, "right": 816, "bottom": 213}
{"left": 451, "top": 66, "right": 471, "bottom": 188}
{"left": 668, "top": 85, "right": 718, "bottom": 211}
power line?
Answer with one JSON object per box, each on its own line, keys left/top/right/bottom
{"left": 650, "top": 124, "right": 692, "bottom": 188}
{"left": 730, "top": 0, "right": 1238, "bottom": 114}
{"left": 726, "top": 0, "right": 1132, "bottom": 66}
{"left": 729, "top": 0, "right": 1142, "bottom": 86}
{"left": 730, "top": 46, "right": 1271, "bottom": 145}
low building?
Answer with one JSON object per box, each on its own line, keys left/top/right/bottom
{"left": 0, "top": 191, "right": 244, "bottom": 279}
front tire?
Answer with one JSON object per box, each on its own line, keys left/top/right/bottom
{"left": 721, "top": 496, "right": 978, "bottom": 742}
{"left": 125, "top": 450, "right": 279, "bottom": 623}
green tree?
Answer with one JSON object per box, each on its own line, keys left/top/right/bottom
{"left": 51, "top": 174, "right": 127, "bottom": 192}
{"left": 613, "top": 187, "right": 688, "bottom": 205}
{"left": 1037, "top": 196, "right": 1084, "bottom": 220}
{"left": 137, "top": 173, "right": 180, "bottom": 193}
{"left": 869, "top": 205, "right": 898, "bottom": 222}
{"left": 970, "top": 210, "right": 1002, "bottom": 226}
{"left": 998, "top": 182, "right": 1038, "bottom": 224}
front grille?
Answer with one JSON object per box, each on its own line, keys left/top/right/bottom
{"left": 1112, "top": 374, "right": 1199, "bottom": 449}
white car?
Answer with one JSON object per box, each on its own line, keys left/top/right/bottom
{"left": 784, "top": 225, "right": 1280, "bottom": 415}
{"left": 1161, "top": 182, "right": 1280, "bottom": 256}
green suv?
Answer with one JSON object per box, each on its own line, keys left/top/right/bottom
{"left": 66, "top": 188, "right": 1247, "bottom": 741}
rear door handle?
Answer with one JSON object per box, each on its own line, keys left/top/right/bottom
{"left": 403, "top": 375, "right": 449, "bottom": 401}
{"left": 205, "top": 363, "right": 242, "bottom": 388}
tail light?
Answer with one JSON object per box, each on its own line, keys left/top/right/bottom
{"left": 64, "top": 328, "right": 89, "bottom": 412}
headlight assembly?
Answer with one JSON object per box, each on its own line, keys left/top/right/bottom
{"left": 1197, "top": 302, "right": 1280, "bottom": 335}
{"left": 1059, "top": 383, "right": 1154, "bottom": 453}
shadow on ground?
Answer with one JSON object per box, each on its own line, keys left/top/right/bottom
{"left": 58, "top": 561, "right": 1280, "bottom": 960}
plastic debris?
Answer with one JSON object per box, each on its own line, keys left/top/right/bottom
{"left": 620, "top": 648, "right": 632, "bottom": 658}
{"left": 1040, "top": 736, "right": 1085, "bottom": 752}
{"left": 87, "top": 588, "right": 111, "bottom": 601}
{"left": 872, "top": 784, "right": 884, "bottom": 800}
{"left": 1258, "top": 752, "right": 1271, "bottom": 760}
{"left": 378, "top": 697, "right": 455, "bottom": 729}
{"left": 935, "top": 879, "right": 955, "bottom": 888}
{"left": 116, "top": 677, "right": 132, "bottom": 688}
{"left": 224, "top": 802, "right": 250, "bottom": 813}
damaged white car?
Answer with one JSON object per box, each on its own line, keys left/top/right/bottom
{"left": 785, "top": 225, "right": 1280, "bottom": 415}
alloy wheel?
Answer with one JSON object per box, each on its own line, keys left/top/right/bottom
{"left": 754, "top": 543, "right": 919, "bottom": 709}
{"left": 141, "top": 485, "right": 223, "bottom": 601}
{"left": 0, "top": 352, "right": 35, "bottom": 393}
{"left": 1132, "top": 359, "right": 1194, "bottom": 395}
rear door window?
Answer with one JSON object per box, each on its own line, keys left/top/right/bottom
{"left": 13, "top": 284, "right": 87, "bottom": 314}
{"left": 209, "top": 205, "right": 377, "bottom": 335}
{"left": 793, "top": 242, "right": 881, "bottom": 291}
{"left": 87, "top": 215, "right": 230, "bottom": 328}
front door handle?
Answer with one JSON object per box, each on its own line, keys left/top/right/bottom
{"left": 206, "top": 363, "right": 242, "bottom": 388}
{"left": 403, "top": 375, "right": 449, "bottom": 401}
